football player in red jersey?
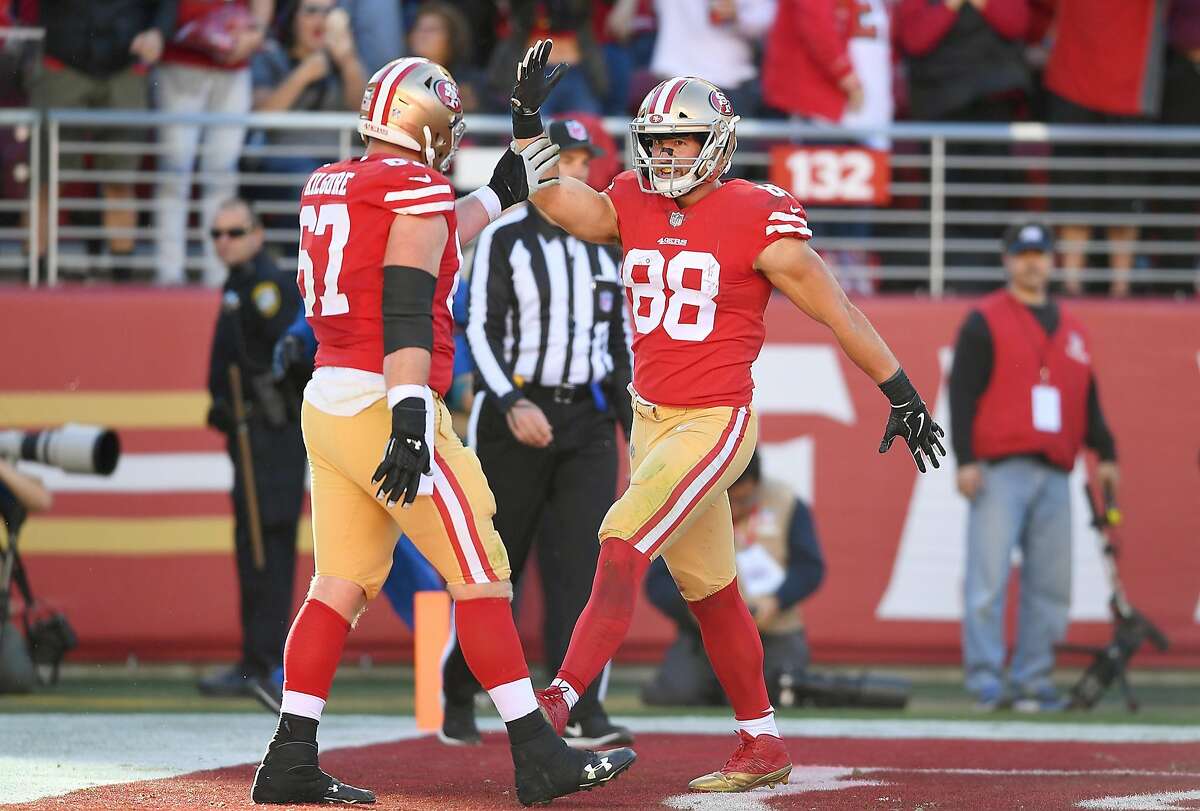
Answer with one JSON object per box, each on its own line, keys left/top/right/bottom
{"left": 509, "top": 42, "right": 947, "bottom": 793}
{"left": 249, "top": 56, "right": 635, "bottom": 806}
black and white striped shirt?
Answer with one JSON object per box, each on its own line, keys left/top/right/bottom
{"left": 466, "top": 205, "right": 633, "bottom": 411}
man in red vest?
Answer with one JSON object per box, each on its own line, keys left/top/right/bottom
{"left": 948, "top": 222, "right": 1119, "bottom": 712}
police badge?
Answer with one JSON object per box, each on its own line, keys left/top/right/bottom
{"left": 669, "top": 211, "right": 685, "bottom": 228}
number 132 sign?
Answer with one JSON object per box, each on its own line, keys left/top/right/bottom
{"left": 768, "top": 146, "right": 891, "bottom": 206}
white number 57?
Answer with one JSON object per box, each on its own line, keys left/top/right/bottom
{"left": 298, "top": 203, "right": 351, "bottom": 317}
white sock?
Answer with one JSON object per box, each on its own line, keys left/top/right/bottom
{"left": 550, "top": 677, "right": 580, "bottom": 710}
{"left": 281, "top": 690, "right": 325, "bottom": 721}
{"left": 487, "top": 677, "right": 539, "bottom": 722}
{"left": 738, "top": 710, "right": 779, "bottom": 738}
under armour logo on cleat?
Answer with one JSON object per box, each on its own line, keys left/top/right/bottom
{"left": 584, "top": 758, "right": 612, "bottom": 780}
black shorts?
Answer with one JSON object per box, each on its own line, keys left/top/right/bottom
{"left": 1047, "top": 92, "right": 1147, "bottom": 217}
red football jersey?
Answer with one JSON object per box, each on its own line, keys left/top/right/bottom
{"left": 298, "top": 154, "right": 461, "bottom": 397}
{"left": 604, "top": 170, "right": 811, "bottom": 408}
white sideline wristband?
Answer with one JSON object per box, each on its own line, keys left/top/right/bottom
{"left": 468, "top": 186, "right": 504, "bottom": 223}
{"left": 387, "top": 384, "right": 431, "bottom": 409}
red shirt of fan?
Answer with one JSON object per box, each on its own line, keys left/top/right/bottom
{"left": 603, "top": 170, "right": 811, "bottom": 408}
{"left": 298, "top": 154, "right": 460, "bottom": 397}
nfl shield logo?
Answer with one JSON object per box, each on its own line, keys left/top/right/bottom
{"left": 565, "top": 119, "right": 588, "bottom": 141}
{"left": 669, "top": 211, "right": 685, "bottom": 228}
{"left": 598, "top": 290, "right": 614, "bottom": 313}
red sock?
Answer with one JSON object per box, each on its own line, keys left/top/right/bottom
{"left": 688, "top": 579, "right": 773, "bottom": 721}
{"left": 280, "top": 598, "right": 350, "bottom": 719}
{"left": 556, "top": 540, "right": 649, "bottom": 698}
{"left": 454, "top": 597, "right": 530, "bottom": 689}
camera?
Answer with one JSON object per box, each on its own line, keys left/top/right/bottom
{"left": 0, "top": 424, "right": 120, "bottom": 475}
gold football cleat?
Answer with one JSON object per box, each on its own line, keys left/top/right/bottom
{"left": 688, "top": 764, "right": 792, "bottom": 792}
{"left": 688, "top": 731, "right": 793, "bottom": 792}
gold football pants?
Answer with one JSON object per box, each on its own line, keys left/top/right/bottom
{"left": 302, "top": 397, "right": 510, "bottom": 599}
{"left": 599, "top": 397, "right": 757, "bottom": 601}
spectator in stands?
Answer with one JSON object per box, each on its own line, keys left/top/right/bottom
{"left": 249, "top": 0, "right": 365, "bottom": 195}
{"left": 33, "top": 0, "right": 177, "bottom": 282}
{"left": 762, "top": 0, "right": 893, "bottom": 293}
{"left": 896, "top": 0, "right": 1032, "bottom": 286}
{"left": 1042, "top": 0, "right": 1167, "bottom": 297}
{"left": 641, "top": 452, "right": 824, "bottom": 708}
{"left": 156, "top": 0, "right": 273, "bottom": 286}
{"left": 649, "top": 0, "right": 776, "bottom": 118}
{"left": 488, "top": 0, "right": 608, "bottom": 116}
{"left": 596, "top": 0, "right": 657, "bottom": 115}
{"left": 1159, "top": 0, "right": 1200, "bottom": 293}
{"left": 406, "top": 1, "right": 490, "bottom": 113}
{"left": 949, "top": 222, "right": 1119, "bottom": 713}
{"left": 339, "top": 0, "right": 403, "bottom": 75}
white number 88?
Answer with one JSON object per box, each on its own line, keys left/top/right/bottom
{"left": 622, "top": 249, "right": 721, "bottom": 342}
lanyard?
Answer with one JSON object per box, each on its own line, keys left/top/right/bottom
{"left": 1007, "top": 293, "right": 1055, "bottom": 383}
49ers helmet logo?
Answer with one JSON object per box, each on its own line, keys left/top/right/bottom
{"left": 709, "top": 89, "right": 733, "bottom": 116}
{"left": 433, "top": 79, "right": 461, "bottom": 113}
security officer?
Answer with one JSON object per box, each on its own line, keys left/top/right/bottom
{"left": 199, "top": 198, "right": 307, "bottom": 704}
{"left": 950, "top": 221, "right": 1119, "bottom": 712}
{"left": 440, "top": 119, "right": 634, "bottom": 749}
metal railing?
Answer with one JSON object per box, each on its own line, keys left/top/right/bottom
{"left": 3, "top": 109, "right": 1198, "bottom": 293}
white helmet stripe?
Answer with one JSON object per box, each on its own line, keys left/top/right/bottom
{"left": 653, "top": 77, "right": 686, "bottom": 114}
{"left": 372, "top": 59, "right": 414, "bottom": 126}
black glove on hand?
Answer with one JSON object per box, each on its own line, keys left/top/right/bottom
{"left": 206, "top": 400, "right": 235, "bottom": 434}
{"left": 877, "top": 368, "right": 946, "bottom": 474}
{"left": 486, "top": 147, "right": 526, "bottom": 210}
{"left": 511, "top": 38, "right": 567, "bottom": 138}
{"left": 272, "top": 333, "right": 306, "bottom": 382}
{"left": 372, "top": 397, "right": 431, "bottom": 508}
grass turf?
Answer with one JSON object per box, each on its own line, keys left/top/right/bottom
{"left": 2, "top": 663, "right": 1198, "bottom": 725}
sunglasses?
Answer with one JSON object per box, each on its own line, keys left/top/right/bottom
{"left": 210, "top": 227, "right": 248, "bottom": 240}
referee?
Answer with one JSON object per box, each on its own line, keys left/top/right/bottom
{"left": 440, "top": 119, "right": 634, "bottom": 749}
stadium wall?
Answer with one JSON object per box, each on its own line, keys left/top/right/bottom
{"left": 2, "top": 289, "right": 1198, "bottom": 667}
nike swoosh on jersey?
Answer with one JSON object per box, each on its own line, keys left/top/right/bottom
{"left": 410, "top": 174, "right": 432, "bottom": 183}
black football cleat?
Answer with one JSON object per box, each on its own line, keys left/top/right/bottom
{"left": 251, "top": 739, "right": 375, "bottom": 805}
{"left": 511, "top": 724, "right": 635, "bottom": 806}
{"left": 438, "top": 700, "right": 482, "bottom": 746}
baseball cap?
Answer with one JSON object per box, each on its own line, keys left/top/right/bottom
{"left": 547, "top": 118, "right": 604, "bottom": 157}
{"left": 1003, "top": 222, "right": 1055, "bottom": 255}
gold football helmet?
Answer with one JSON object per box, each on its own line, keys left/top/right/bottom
{"left": 630, "top": 76, "right": 740, "bottom": 198}
{"left": 358, "top": 57, "right": 466, "bottom": 172}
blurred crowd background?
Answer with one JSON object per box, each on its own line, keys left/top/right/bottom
{"left": 0, "top": 0, "right": 1197, "bottom": 294}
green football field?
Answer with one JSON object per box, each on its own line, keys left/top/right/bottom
{"left": 3, "top": 662, "right": 1196, "bottom": 725}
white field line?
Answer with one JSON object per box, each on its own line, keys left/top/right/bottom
{"left": 0, "top": 713, "right": 423, "bottom": 805}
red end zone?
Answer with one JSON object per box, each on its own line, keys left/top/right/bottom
{"left": 11, "top": 733, "right": 1200, "bottom": 811}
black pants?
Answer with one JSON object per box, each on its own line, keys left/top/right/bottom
{"left": 442, "top": 389, "right": 619, "bottom": 721}
{"left": 229, "top": 419, "right": 307, "bottom": 677}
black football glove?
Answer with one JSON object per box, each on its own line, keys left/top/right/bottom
{"left": 511, "top": 38, "right": 567, "bottom": 138}
{"left": 271, "top": 333, "right": 307, "bottom": 382}
{"left": 371, "top": 397, "right": 431, "bottom": 508}
{"left": 487, "top": 137, "right": 561, "bottom": 210}
{"left": 877, "top": 368, "right": 947, "bottom": 474}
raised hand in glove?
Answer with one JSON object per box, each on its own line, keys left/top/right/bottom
{"left": 372, "top": 397, "right": 431, "bottom": 508}
{"left": 511, "top": 38, "right": 567, "bottom": 138}
{"left": 877, "top": 368, "right": 946, "bottom": 474}
{"left": 487, "top": 137, "right": 561, "bottom": 209}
